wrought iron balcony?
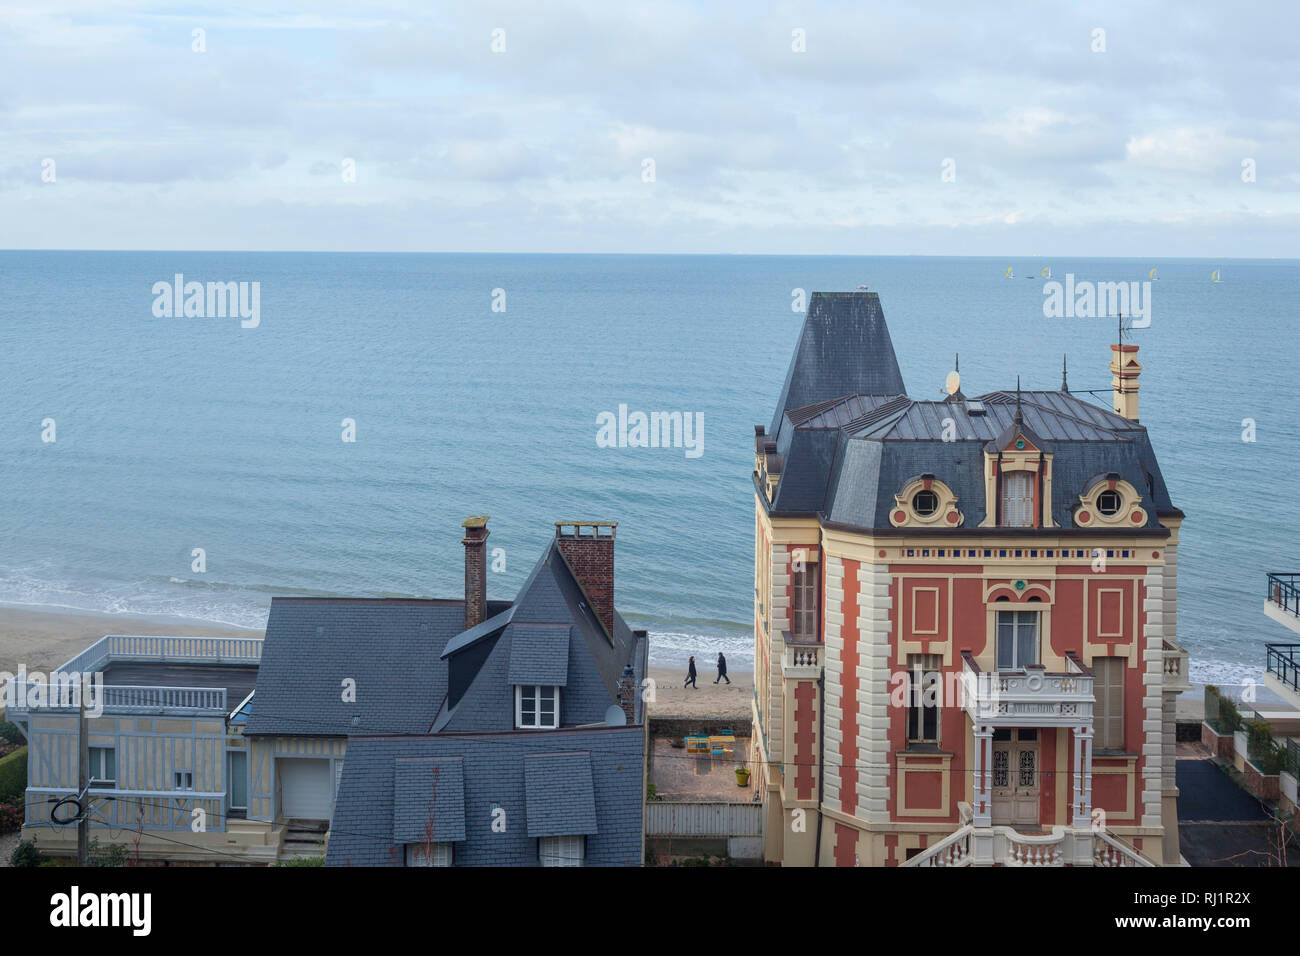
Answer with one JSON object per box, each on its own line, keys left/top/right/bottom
{"left": 1266, "top": 644, "right": 1300, "bottom": 697}
{"left": 961, "top": 652, "right": 1094, "bottom": 727}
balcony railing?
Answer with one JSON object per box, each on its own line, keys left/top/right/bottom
{"left": 1267, "top": 573, "right": 1300, "bottom": 618}
{"left": 58, "top": 634, "right": 263, "bottom": 675}
{"left": 961, "top": 652, "right": 1094, "bottom": 727}
{"left": 905, "top": 824, "right": 1152, "bottom": 867}
{"left": 1266, "top": 644, "right": 1300, "bottom": 696}
{"left": 781, "top": 631, "right": 820, "bottom": 676}
{"left": 1162, "top": 640, "right": 1191, "bottom": 692}
{"left": 25, "top": 786, "right": 227, "bottom": 831}
{"left": 6, "top": 682, "right": 228, "bottom": 716}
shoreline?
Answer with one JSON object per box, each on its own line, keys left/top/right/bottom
{"left": 0, "top": 602, "right": 262, "bottom": 677}
{"left": 0, "top": 602, "right": 1215, "bottom": 724}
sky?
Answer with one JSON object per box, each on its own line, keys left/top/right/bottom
{"left": 2, "top": 0, "right": 1298, "bottom": 256}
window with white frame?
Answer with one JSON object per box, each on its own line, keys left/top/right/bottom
{"left": 173, "top": 770, "right": 194, "bottom": 791}
{"left": 539, "top": 834, "right": 584, "bottom": 866}
{"left": 996, "top": 610, "right": 1039, "bottom": 669}
{"left": 404, "top": 842, "right": 453, "bottom": 867}
{"left": 88, "top": 747, "right": 116, "bottom": 788}
{"left": 515, "top": 685, "right": 559, "bottom": 729}
{"left": 1000, "top": 470, "right": 1035, "bottom": 527}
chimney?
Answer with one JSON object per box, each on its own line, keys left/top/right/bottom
{"left": 554, "top": 521, "right": 617, "bottom": 640}
{"left": 461, "top": 516, "right": 490, "bottom": 630}
{"left": 1108, "top": 343, "right": 1141, "bottom": 421}
{"left": 618, "top": 658, "right": 639, "bottom": 724}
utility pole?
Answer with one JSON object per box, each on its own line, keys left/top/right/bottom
{"left": 77, "top": 679, "right": 88, "bottom": 866}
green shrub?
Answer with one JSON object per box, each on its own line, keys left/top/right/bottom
{"left": 1246, "top": 719, "right": 1285, "bottom": 774}
{"left": 1215, "top": 693, "right": 1242, "bottom": 735}
{"left": 0, "top": 721, "right": 23, "bottom": 746}
{"left": 274, "top": 855, "right": 324, "bottom": 867}
{"left": 0, "top": 746, "right": 26, "bottom": 801}
{"left": 10, "top": 840, "right": 46, "bottom": 868}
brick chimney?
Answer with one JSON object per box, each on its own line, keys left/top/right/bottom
{"left": 555, "top": 521, "right": 617, "bottom": 640}
{"left": 461, "top": 516, "right": 490, "bottom": 631}
{"left": 1108, "top": 343, "right": 1141, "bottom": 421}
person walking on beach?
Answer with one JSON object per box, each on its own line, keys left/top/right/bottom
{"left": 714, "top": 652, "right": 731, "bottom": 684}
{"left": 684, "top": 656, "right": 697, "bottom": 689}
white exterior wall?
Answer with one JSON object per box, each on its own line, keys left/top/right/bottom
{"left": 822, "top": 555, "right": 845, "bottom": 814}
{"left": 856, "top": 562, "right": 892, "bottom": 824}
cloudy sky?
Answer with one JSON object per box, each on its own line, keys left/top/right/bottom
{"left": 2, "top": 1, "right": 1297, "bottom": 255}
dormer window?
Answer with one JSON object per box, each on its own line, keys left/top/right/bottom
{"left": 516, "top": 686, "right": 559, "bottom": 729}
{"left": 1000, "top": 471, "right": 1034, "bottom": 527}
{"left": 1097, "top": 490, "right": 1121, "bottom": 516}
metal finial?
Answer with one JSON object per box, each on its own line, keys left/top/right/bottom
{"left": 1014, "top": 376, "right": 1023, "bottom": 425}
{"left": 1061, "top": 354, "right": 1069, "bottom": 393}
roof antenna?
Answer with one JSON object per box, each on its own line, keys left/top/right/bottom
{"left": 1061, "top": 354, "right": 1069, "bottom": 393}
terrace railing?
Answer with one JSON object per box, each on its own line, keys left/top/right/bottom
{"left": 1266, "top": 644, "right": 1300, "bottom": 696}
{"left": 1267, "top": 573, "right": 1300, "bottom": 618}
{"left": 6, "top": 682, "right": 227, "bottom": 716}
{"left": 57, "top": 634, "right": 262, "bottom": 675}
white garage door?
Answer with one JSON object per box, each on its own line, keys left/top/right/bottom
{"left": 278, "top": 758, "right": 333, "bottom": 820}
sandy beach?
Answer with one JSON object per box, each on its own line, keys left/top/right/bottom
{"left": 647, "top": 665, "right": 752, "bottom": 720}
{"left": 0, "top": 603, "right": 263, "bottom": 678}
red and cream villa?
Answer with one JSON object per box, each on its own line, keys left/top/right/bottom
{"left": 750, "top": 291, "right": 1190, "bottom": 867}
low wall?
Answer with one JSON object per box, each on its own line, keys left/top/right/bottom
{"left": 650, "top": 716, "right": 752, "bottom": 739}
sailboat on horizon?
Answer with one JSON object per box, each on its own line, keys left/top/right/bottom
{"left": 1211, "top": 268, "right": 1223, "bottom": 282}
{"left": 1005, "top": 266, "right": 1014, "bottom": 279}
{"left": 1148, "top": 267, "right": 1159, "bottom": 281}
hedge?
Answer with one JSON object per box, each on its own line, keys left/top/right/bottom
{"left": 0, "top": 746, "right": 27, "bottom": 801}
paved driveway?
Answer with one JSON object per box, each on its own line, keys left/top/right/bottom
{"left": 1177, "top": 746, "right": 1299, "bottom": 867}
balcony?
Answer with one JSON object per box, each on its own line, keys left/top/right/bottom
{"left": 7, "top": 682, "right": 228, "bottom": 717}
{"left": 961, "top": 652, "right": 1093, "bottom": 727}
{"left": 1162, "top": 639, "right": 1191, "bottom": 693}
{"left": 1265, "top": 573, "right": 1300, "bottom": 637}
{"left": 905, "top": 821, "right": 1153, "bottom": 867}
{"left": 781, "top": 631, "right": 821, "bottom": 678}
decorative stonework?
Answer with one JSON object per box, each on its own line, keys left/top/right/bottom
{"left": 1074, "top": 475, "right": 1145, "bottom": 529}
{"left": 890, "top": 476, "right": 963, "bottom": 528}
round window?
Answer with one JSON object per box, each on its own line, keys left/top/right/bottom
{"left": 912, "top": 490, "right": 940, "bottom": 516}
{"left": 1097, "top": 490, "right": 1122, "bottom": 516}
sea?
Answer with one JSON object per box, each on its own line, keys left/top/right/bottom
{"left": 0, "top": 252, "right": 1293, "bottom": 686}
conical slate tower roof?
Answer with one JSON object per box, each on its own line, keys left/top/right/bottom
{"left": 770, "top": 291, "right": 906, "bottom": 437}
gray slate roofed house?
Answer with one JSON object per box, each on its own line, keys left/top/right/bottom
{"left": 248, "top": 516, "right": 647, "bottom": 866}
{"left": 762, "top": 296, "right": 1180, "bottom": 532}
{"left": 523, "top": 751, "right": 598, "bottom": 837}
{"left": 770, "top": 291, "right": 907, "bottom": 440}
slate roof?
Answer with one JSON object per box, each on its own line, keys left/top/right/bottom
{"left": 770, "top": 292, "right": 906, "bottom": 439}
{"left": 246, "top": 538, "right": 647, "bottom": 737}
{"left": 764, "top": 293, "right": 1180, "bottom": 532}
{"left": 392, "top": 756, "right": 467, "bottom": 843}
{"left": 523, "top": 752, "right": 598, "bottom": 837}
{"left": 325, "top": 728, "right": 644, "bottom": 867}
{"left": 432, "top": 540, "right": 644, "bottom": 734}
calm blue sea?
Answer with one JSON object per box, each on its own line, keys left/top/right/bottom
{"left": 0, "top": 252, "right": 1293, "bottom": 684}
